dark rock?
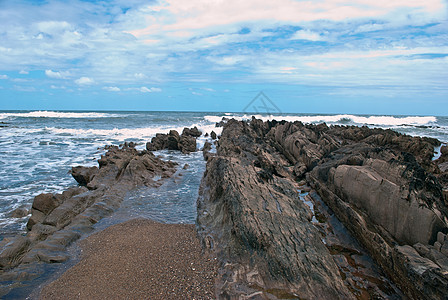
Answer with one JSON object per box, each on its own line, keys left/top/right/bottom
{"left": 2, "top": 144, "right": 177, "bottom": 275}
{"left": 198, "top": 118, "right": 448, "bottom": 299}
{"left": 147, "top": 133, "right": 168, "bottom": 151}
{"left": 71, "top": 166, "right": 98, "bottom": 186}
{"left": 179, "top": 135, "right": 196, "bottom": 153}
{"left": 202, "top": 141, "right": 212, "bottom": 160}
{"left": 146, "top": 127, "right": 201, "bottom": 154}
{"left": 210, "top": 131, "right": 217, "bottom": 140}
{"left": 31, "top": 193, "right": 60, "bottom": 215}
{"left": 166, "top": 130, "right": 180, "bottom": 150}
{"left": 0, "top": 236, "right": 31, "bottom": 269}
{"left": 197, "top": 120, "right": 355, "bottom": 299}
{"left": 182, "top": 126, "right": 202, "bottom": 137}
{"left": 8, "top": 207, "right": 29, "bottom": 218}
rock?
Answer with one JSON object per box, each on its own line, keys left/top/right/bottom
{"left": 179, "top": 135, "right": 196, "bottom": 153}
{"left": 434, "top": 241, "right": 442, "bottom": 251}
{"left": 210, "top": 131, "right": 217, "bottom": 140}
{"left": 0, "top": 236, "right": 31, "bottom": 269}
{"left": 26, "top": 209, "right": 46, "bottom": 231}
{"left": 71, "top": 166, "right": 98, "bottom": 186}
{"left": 202, "top": 141, "right": 212, "bottom": 160}
{"left": 413, "top": 243, "right": 430, "bottom": 257}
{"left": 2, "top": 144, "right": 177, "bottom": 274}
{"left": 183, "top": 164, "right": 189, "bottom": 170}
{"left": 437, "top": 232, "right": 446, "bottom": 244}
{"left": 166, "top": 130, "right": 180, "bottom": 150}
{"left": 145, "top": 127, "right": 201, "bottom": 154}
{"left": 182, "top": 126, "right": 202, "bottom": 137}
{"left": 147, "top": 133, "right": 168, "bottom": 151}
{"left": 199, "top": 118, "right": 448, "bottom": 299}
{"left": 441, "top": 241, "right": 448, "bottom": 257}
{"left": 31, "top": 193, "right": 60, "bottom": 215}
{"left": 197, "top": 120, "right": 355, "bottom": 299}
{"left": 8, "top": 207, "right": 29, "bottom": 218}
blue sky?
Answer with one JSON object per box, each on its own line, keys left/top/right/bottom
{"left": 0, "top": 0, "right": 447, "bottom": 115}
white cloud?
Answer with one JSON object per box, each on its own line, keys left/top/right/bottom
{"left": 103, "top": 86, "right": 121, "bottom": 92}
{"left": 19, "top": 70, "right": 29, "bottom": 74}
{"left": 50, "top": 85, "right": 66, "bottom": 89}
{"left": 290, "top": 30, "right": 324, "bottom": 41}
{"left": 134, "top": 73, "right": 147, "bottom": 79}
{"left": 124, "top": 86, "right": 162, "bottom": 92}
{"left": 139, "top": 86, "right": 161, "bottom": 92}
{"left": 128, "top": 0, "right": 446, "bottom": 39}
{"left": 75, "top": 77, "right": 94, "bottom": 85}
{"left": 45, "top": 70, "right": 70, "bottom": 79}
{"left": 0, "top": 0, "right": 446, "bottom": 92}
{"left": 201, "top": 87, "right": 215, "bottom": 92}
{"left": 0, "top": 75, "right": 8, "bottom": 79}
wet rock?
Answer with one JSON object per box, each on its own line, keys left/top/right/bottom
{"left": 1, "top": 144, "right": 177, "bottom": 275}
{"left": 210, "top": 131, "right": 217, "bottom": 140}
{"left": 182, "top": 126, "right": 202, "bottom": 137}
{"left": 166, "top": 130, "right": 180, "bottom": 150}
{"left": 179, "top": 135, "right": 197, "bottom": 153}
{"left": 0, "top": 236, "right": 31, "bottom": 269}
{"left": 146, "top": 127, "right": 199, "bottom": 153}
{"left": 31, "top": 193, "right": 60, "bottom": 215}
{"left": 8, "top": 207, "right": 29, "bottom": 218}
{"left": 146, "top": 133, "right": 168, "bottom": 151}
{"left": 198, "top": 119, "right": 354, "bottom": 299}
{"left": 71, "top": 166, "right": 98, "bottom": 186}
{"left": 200, "top": 118, "right": 448, "bottom": 299}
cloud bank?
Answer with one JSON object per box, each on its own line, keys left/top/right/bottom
{"left": 0, "top": 0, "right": 447, "bottom": 112}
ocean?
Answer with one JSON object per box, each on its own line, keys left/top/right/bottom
{"left": 0, "top": 110, "right": 447, "bottom": 239}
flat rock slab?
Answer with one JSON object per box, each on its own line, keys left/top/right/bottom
{"left": 39, "top": 219, "right": 217, "bottom": 300}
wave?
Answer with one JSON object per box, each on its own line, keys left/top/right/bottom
{"left": 44, "top": 123, "right": 222, "bottom": 141}
{"left": 0, "top": 111, "right": 124, "bottom": 119}
{"left": 204, "top": 114, "right": 437, "bottom": 127}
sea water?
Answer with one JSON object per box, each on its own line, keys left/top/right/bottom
{"left": 0, "top": 111, "right": 447, "bottom": 239}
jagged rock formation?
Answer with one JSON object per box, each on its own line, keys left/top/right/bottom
{"left": 197, "top": 120, "right": 355, "bottom": 299}
{"left": 198, "top": 118, "right": 448, "bottom": 299}
{"left": 146, "top": 126, "right": 202, "bottom": 153}
{"left": 0, "top": 144, "right": 177, "bottom": 285}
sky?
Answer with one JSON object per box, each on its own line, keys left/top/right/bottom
{"left": 0, "top": 0, "right": 447, "bottom": 115}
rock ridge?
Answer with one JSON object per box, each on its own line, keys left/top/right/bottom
{"left": 198, "top": 118, "right": 448, "bottom": 299}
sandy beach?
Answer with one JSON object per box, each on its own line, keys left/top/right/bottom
{"left": 39, "top": 219, "right": 217, "bottom": 300}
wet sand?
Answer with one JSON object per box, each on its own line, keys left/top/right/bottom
{"left": 39, "top": 219, "right": 217, "bottom": 299}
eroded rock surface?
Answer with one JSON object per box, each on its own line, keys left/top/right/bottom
{"left": 198, "top": 120, "right": 355, "bottom": 299}
{"left": 198, "top": 118, "right": 448, "bottom": 299}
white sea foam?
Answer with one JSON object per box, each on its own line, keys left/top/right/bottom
{"left": 205, "top": 114, "right": 437, "bottom": 127}
{"left": 0, "top": 111, "right": 124, "bottom": 119}
{"left": 43, "top": 123, "right": 223, "bottom": 142}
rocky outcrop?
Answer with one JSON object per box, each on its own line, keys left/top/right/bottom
{"left": 197, "top": 120, "right": 355, "bottom": 299}
{"left": 146, "top": 126, "right": 202, "bottom": 153}
{"left": 0, "top": 145, "right": 177, "bottom": 280}
{"left": 267, "top": 120, "right": 448, "bottom": 299}
{"left": 199, "top": 118, "right": 448, "bottom": 299}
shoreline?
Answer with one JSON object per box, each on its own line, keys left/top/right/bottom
{"left": 38, "top": 218, "right": 217, "bottom": 300}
